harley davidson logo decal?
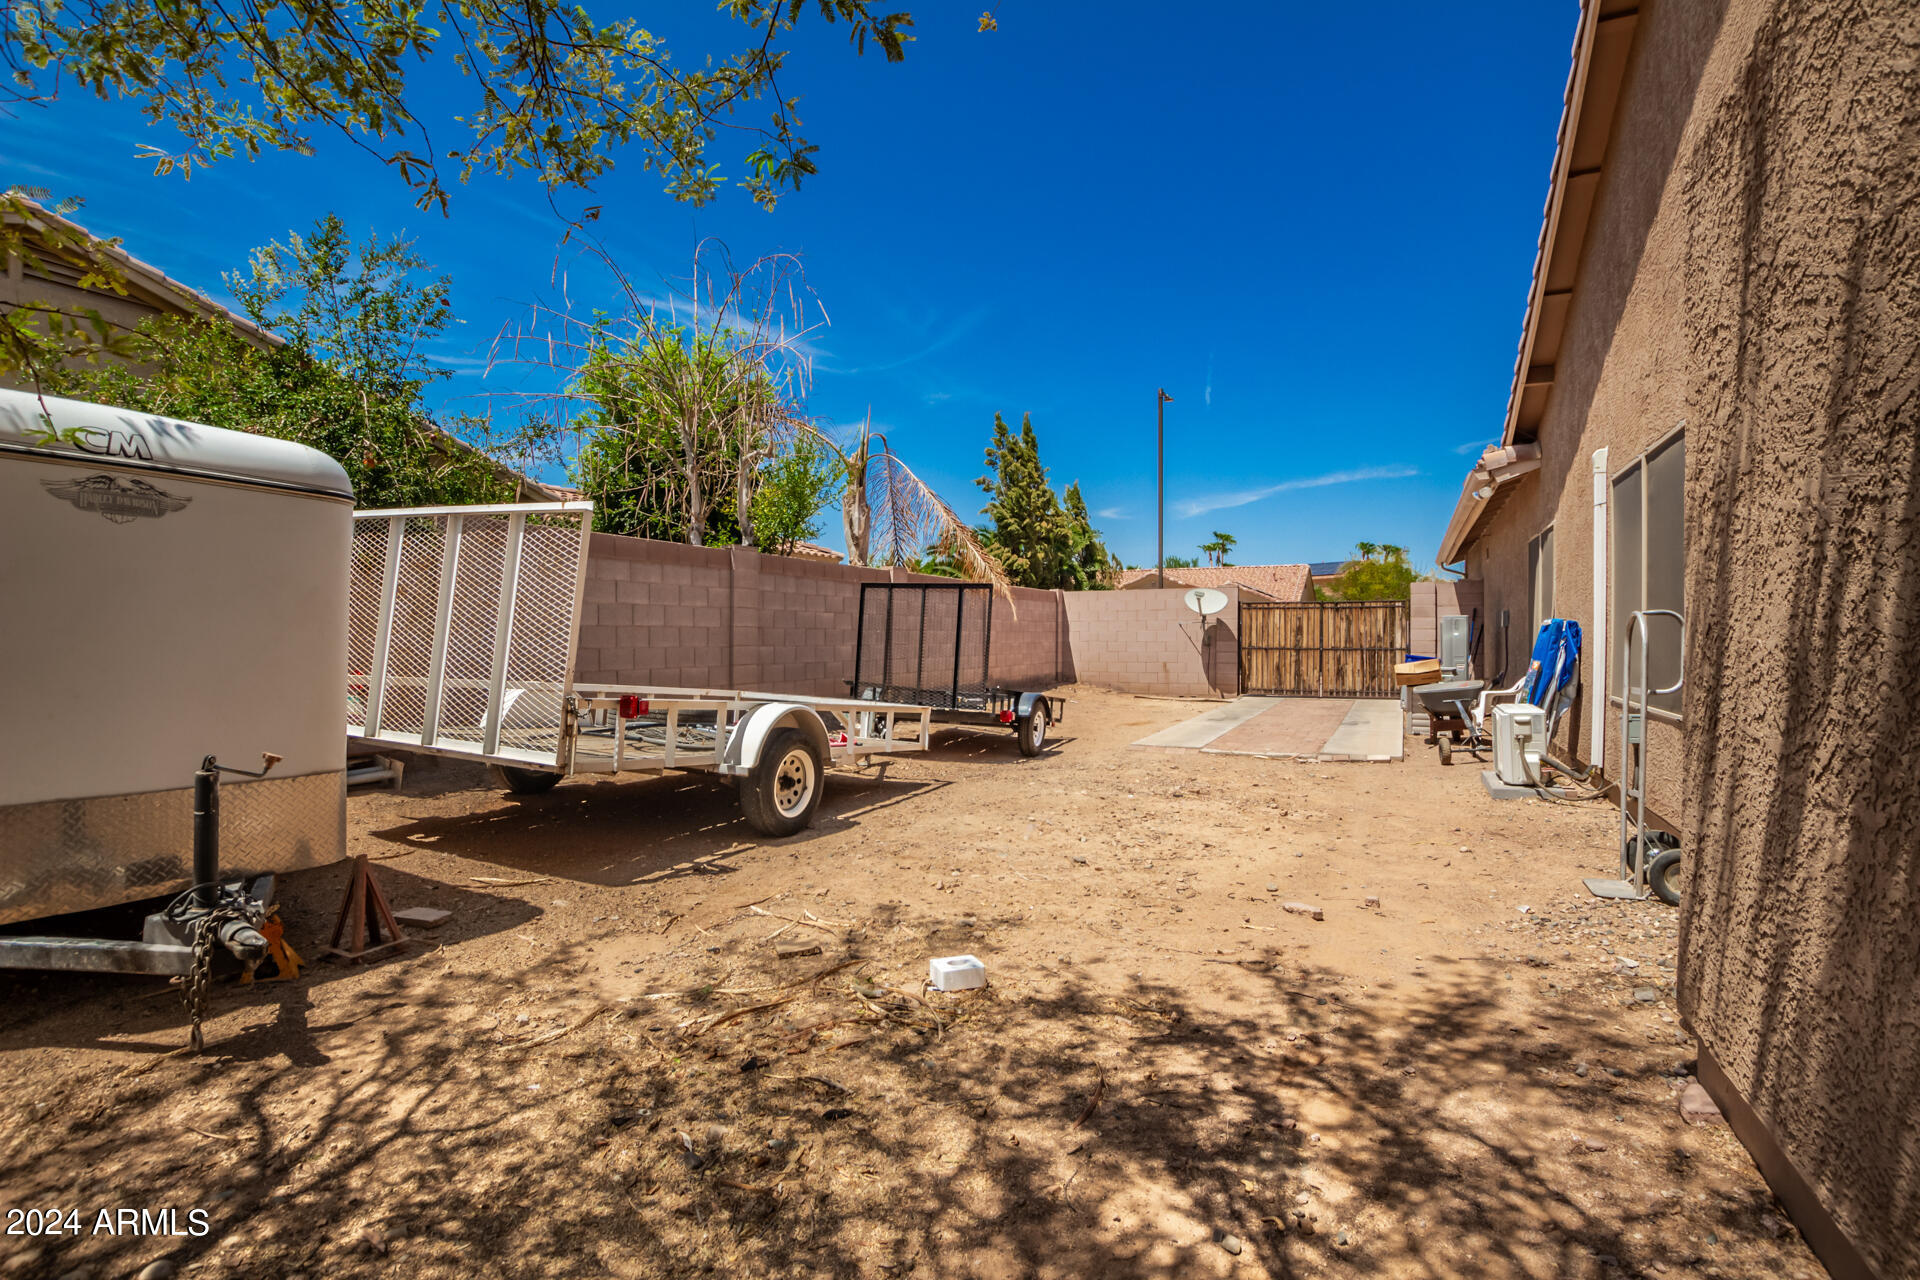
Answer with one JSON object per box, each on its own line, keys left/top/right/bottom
{"left": 42, "top": 473, "right": 192, "bottom": 523}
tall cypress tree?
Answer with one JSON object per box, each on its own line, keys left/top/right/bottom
{"left": 977, "top": 413, "right": 1113, "bottom": 589}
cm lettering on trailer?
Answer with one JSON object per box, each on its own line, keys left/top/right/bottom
{"left": 71, "top": 426, "right": 154, "bottom": 460}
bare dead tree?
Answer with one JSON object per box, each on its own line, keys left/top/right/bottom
{"left": 487, "top": 237, "right": 816, "bottom": 546}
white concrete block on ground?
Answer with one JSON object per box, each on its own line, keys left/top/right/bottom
{"left": 929, "top": 955, "right": 986, "bottom": 992}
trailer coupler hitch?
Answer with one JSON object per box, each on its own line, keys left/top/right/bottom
{"left": 170, "top": 752, "right": 281, "bottom": 1049}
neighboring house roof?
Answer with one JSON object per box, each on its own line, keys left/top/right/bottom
{"left": 1307, "top": 560, "right": 1348, "bottom": 578}
{"left": 1117, "top": 564, "right": 1312, "bottom": 601}
{"left": 3, "top": 197, "right": 571, "bottom": 504}
{"left": 1437, "top": 0, "right": 1640, "bottom": 565}
{"left": 3, "top": 196, "right": 282, "bottom": 350}
{"left": 786, "top": 540, "right": 844, "bottom": 563}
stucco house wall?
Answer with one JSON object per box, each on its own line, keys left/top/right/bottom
{"left": 1457, "top": 0, "right": 1731, "bottom": 830}
{"left": 1446, "top": 2, "right": 1919, "bottom": 1275}
{"left": 1673, "top": 5, "right": 1920, "bottom": 1279}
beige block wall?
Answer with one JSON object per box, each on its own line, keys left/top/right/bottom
{"left": 574, "top": 534, "right": 1070, "bottom": 698}
{"left": 1408, "top": 580, "right": 1487, "bottom": 675}
{"left": 575, "top": 534, "right": 1232, "bottom": 700}
{"left": 575, "top": 535, "right": 737, "bottom": 690}
{"left": 1061, "top": 587, "right": 1239, "bottom": 697}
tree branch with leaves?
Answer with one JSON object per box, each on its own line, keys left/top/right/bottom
{"left": 6, "top": 0, "right": 916, "bottom": 215}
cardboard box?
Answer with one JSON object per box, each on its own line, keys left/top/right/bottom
{"left": 1394, "top": 658, "right": 1444, "bottom": 687}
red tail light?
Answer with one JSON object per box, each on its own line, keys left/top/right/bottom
{"left": 998, "top": 709, "right": 1016, "bottom": 724}
{"left": 619, "top": 695, "right": 649, "bottom": 718}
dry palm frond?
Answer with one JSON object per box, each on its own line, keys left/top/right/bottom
{"left": 797, "top": 413, "right": 1012, "bottom": 603}
{"left": 866, "top": 447, "right": 1011, "bottom": 599}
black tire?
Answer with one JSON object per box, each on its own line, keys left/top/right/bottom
{"left": 1016, "top": 704, "right": 1050, "bottom": 756}
{"left": 740, "top": 726, "right": 824, "bottom": 837}
{"left": 1648, "top": 847, "right": 1683, "bottom": 906}
{"left": 496, "top": 765, "right": 562, "bottom": 794}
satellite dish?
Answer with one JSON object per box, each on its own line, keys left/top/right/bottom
{"left": 1184, "top": 587, "right": 1229, "bottom": 617}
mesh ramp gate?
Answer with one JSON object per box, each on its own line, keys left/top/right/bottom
{"left": 852, "top": 583, "right": 992, "bottom": 711}
{"left": 348, "top": 502, "right": 594, "bottom": 767}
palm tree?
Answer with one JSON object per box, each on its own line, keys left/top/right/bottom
{"left": 1200, "top": 530, "right": 1237, "bottom": 567}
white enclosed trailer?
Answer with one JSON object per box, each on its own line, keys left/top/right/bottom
{"left": 0, "top": 388, "right": 351, "bottom": 941}
{"left": 347, "top": 503, "right": 934, "bottom": 835}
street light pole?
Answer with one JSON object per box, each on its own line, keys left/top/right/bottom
{"left": 1157, "top": 388, "right": 1173, "bottom": 588}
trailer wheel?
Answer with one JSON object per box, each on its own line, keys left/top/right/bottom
{"left": 1648, "top": 847, "right": 1683, "bottom": 906}
{"left": 741, "top": 727, "right": 823, "bottom": 837}
{"left": 1016, "top": 704, "right": 1050, "bottom": 756}
{"left": 495, "top": 765, "right": 562, "bottom": 794}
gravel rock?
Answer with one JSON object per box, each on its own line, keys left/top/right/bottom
{"left": 1216, "top": 1232, "right": 1243, "bottom": 1256}
{"left": 1678, "top": 1081, "right": 1726, "bottom": 1126}
{"left": 136, "top": 1263, "right": 177, "bottom": 1280}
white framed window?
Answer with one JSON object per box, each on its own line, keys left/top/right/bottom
{"left": 1610, "top": 430, "right": 1685, "bottom": 715}
{"left": 1528, "top": 525, "right": 1555, "bottom": 632}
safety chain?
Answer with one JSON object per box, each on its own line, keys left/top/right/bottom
{"left": 175, "top": 890, "right": 262, "bottom": 1053}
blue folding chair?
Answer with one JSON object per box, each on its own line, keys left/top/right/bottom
{"left": 1478, "top": 618, "right": 1582, "bottom": 742}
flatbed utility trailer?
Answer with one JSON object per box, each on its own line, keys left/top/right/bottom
{"left": 347, "top": 503, "right": 933, "bottom": 836}
{"left": 851, "top": 582, "right": 1063, "bottom": 756}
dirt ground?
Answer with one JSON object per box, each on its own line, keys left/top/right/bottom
{"left": 0, "top": 687, "right": 1826, "bottom": 1280}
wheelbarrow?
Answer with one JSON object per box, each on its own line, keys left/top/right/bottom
{"left": 1414, "top": 679, "right": 1485, "bottom": 765}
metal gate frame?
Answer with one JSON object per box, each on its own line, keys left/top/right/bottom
{"left": 348, "top": 501, "right": 595, "bottom": 766}
{"left": 1239, "top": 600, "right": 1408, "bottom": 698}
{"left": 852, "top": 582, "right": 994, "bottom": 711}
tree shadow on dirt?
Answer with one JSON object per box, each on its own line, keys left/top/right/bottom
{"left": 0, "top": 864, "right": 536, "bottom": 1055}
{"left": 0, "top": 901, "right": 1749, "bottom": 1280}
{"left": 359, "top": 770, "right": 951, "bottom": 889}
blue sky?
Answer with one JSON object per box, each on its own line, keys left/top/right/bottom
{"left": 4, "top": 2, "right": 1574, "bottom": 569}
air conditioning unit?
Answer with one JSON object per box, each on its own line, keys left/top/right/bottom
{"left": 1493, "top": 702, "right": 1546, "bottom": 786}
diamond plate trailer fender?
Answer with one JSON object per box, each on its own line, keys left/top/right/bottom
{"left": 719, "top": 703, "right": 833, "bottom": 777}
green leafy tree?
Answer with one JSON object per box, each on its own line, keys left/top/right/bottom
{"left": 39, "top": 213, "right": 508, "bottom": 507}
{"left": 570, "top": 324, "right": 773, "bottom": 545}
{"left": 498, "top": 241, "right": 1008, "bottom": 587}
{"left": 1321, "top": 541, "right": 1421, "bottom": 601}
{"left": 1062, "top": 481, "right": 1117, "bottom": 589}
{"left": 976, "top": 412, "right": 1114, "bottom": 589}
{"left": 1199, "top": 530, "right": 1237, "bottom": 567}
{"left": 6, "top": 2, "right": 918, "bottom": 215}
{"left": 905, "top": 543, "right": 968, "bottom": 578}
{"left": 751, "top": 433, "right": 844, "bottom": 556}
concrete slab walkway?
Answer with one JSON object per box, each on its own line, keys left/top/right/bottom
{"left": 1130, "top": 696, "right": 1280, "bottom": 749}
{"left": 1134, "top": 695, "right": 1405, "bottom": 762}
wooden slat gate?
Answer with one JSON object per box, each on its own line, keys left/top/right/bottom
{"left": 1239, "top": 601, "right": 1408, "bottom": 697}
